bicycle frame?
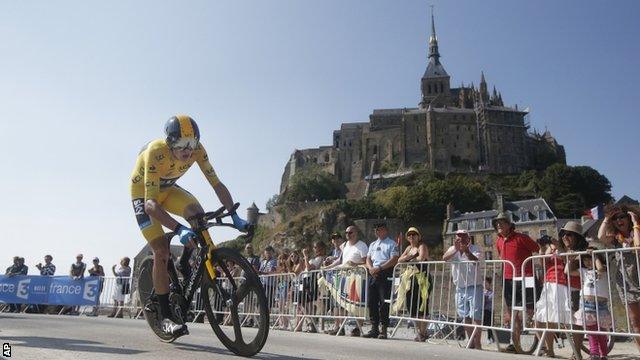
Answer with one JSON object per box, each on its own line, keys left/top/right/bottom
{"left": 168, "top": 203, "right": 247, "bottom": 310}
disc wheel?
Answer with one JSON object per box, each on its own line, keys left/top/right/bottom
{"left": 137, "top": 257, "right": 178, "bottom": 343}
{"left": 201, "top": 247, "right": 270, "bottom": 357}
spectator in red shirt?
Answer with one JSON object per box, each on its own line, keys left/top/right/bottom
{"left": 493, "top": 212, "right": 540, "bottom": 353}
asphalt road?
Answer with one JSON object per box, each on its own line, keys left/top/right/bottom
{"left": 0, "top": 313, "right": 637, "bottom": 360}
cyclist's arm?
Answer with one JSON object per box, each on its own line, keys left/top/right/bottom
{"left": 212, "top": 182, "right": 236, "bottom": 213}
{"left": 195, "top": 145, "right": 237, "bottom": 213}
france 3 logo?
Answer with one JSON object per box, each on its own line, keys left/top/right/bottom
{"left": 83, "top": 279, "right": 100, "bottom": 302}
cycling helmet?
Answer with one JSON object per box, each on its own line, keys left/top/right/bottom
{"left": 165, "top": 115, "right": 200, "bottom": 149}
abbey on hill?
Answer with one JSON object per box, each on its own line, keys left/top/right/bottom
{"left": 280, "top": 10, "right": 565, "bottom": 199}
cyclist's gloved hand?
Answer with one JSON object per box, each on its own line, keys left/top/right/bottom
{"left": 231, "top": 212, "right": 249, "bottom": 231}
{"left": 175, "top": 224, "right": 196, "bottom": 245}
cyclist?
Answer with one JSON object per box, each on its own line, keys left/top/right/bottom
{"left": 130, "top": 115, "right": 249, "bottom": 337}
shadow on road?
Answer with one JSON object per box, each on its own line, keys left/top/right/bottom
{"left": 174, "top": 343, "right": 321, "bottom": 360}
{"left": 609, "top": 355, "right": 640, "bottom": 360}
{"left": 1, "top": 336, "right": 146, "bottom": 355}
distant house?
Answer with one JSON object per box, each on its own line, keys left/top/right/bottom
{"left": 442, "top": 197, "right": 557, "bottom": 261}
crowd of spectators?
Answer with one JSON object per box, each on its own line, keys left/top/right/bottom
{"left": 2, "top": 253, "right": 131, "bottom": 319}
{"left": 4, "top": 205, "right": 640, "bottom": 357}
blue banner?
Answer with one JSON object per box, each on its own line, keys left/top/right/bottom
{"left": 0, "top": 275, "right": 100, "bottom": 306}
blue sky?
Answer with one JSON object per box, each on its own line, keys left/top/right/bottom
{"left": 1, "top": 1, "right": 638, "bottom": 273}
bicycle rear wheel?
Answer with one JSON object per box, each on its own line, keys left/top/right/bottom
{"left": 201, "top": 247, "right": 269, "bottom": 357}
{"left": 137, "top": 257, "right": 177, "bottom": 343}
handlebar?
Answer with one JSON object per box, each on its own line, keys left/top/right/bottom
{"left": 186, "top": 202, "right": 240, "bottom": 223}
{"left": 167, "top": 202, "right": 254, "bottom": 243}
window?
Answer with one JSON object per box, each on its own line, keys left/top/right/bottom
{"left": 460, "top": 221, "right": 469, "bottom": 230}
{"left": 485, "top": 218, "right": 492, "bottom": 229}
{"left": 485, "top": 251, "right": 493, "bottom": 260}
{"left": 539, "top": 229, "right": 547, "bottom": 237}
{"left": 484, "top": 234, "right": 493, "bottom": 246}
{"left": 469, "top": 220, "right": 476, "bottom": 230}
{"left": 521, "top": 211, "right": 529, "bottom": 222}
{"left": 373, "top": 145, "right": 377, "bottom": 155}
{"left": 538, "top": 210, "right": 547, "bottom": 220}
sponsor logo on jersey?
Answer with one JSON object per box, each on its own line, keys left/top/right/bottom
{"left": 132, "top": 198, "right": 145, "bottom": 215}
{"left": 132, "top": 198, "right": 152, "bottom": 229}
{"left": 159, "top": 177, "right": 179, "bottom": 189}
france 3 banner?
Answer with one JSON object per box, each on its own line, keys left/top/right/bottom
{"left": 0, "top": 275, "right": 100, "bottom": 305}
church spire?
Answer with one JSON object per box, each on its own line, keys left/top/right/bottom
{"left": 428, "top": 5, "right": 440, "bottom": 64}
{"left": 419, "top": 6, "right": 451, "bottom": 108}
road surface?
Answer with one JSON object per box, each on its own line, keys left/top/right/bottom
{"left": 0, "top": 313, "right": 637, "bottom": 359}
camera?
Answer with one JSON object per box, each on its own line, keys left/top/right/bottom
{"left": 536, "top": 235, "right": 552, "bottom": 246}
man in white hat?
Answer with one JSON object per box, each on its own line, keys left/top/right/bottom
{"left": 443, "top": 230, "right": 484, "bottom": 349}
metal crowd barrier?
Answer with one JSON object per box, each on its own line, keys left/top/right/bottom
{"left": 187, "top": 267, "right": 370, "bottom": 333}
{"left": 81, "top": 276, "right": 135, "bottom": 317}
{"left": 389, "top": 260, "right": 517, "bottom": 349}
{"left": 522, "top": 247, "right": 640, "bottom": 354}
{"left": 291, "top": 266, "right": 369, "bottom": 334}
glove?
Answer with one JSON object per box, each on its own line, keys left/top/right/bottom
{"left": 175, "top": 224, "right": 196, "bottom": 245}
{"left": 231, "top": 212, "right": 249, "bottom": 231}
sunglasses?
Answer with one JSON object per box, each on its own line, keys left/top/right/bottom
{"left": 172, "top": 137, "right": 198, "bottom": 151}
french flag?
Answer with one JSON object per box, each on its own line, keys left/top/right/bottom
{"left": 586, "top": 205, "right": 603, "bottom": 220}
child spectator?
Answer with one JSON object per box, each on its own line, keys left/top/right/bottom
{"left": 567, "top": 249, "right": 612, "bottom": 360}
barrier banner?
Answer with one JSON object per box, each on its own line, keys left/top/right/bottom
{"left": 0, "top": 275, "right": 100, "bottom": 306}
{"left": 317, "top": 268, "right": 367, "bottom": 317}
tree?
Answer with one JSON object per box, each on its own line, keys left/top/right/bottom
{"left": 538, "top": 164, "right": 612, "bottom": 218}
{"left": 283, "top": 166, "right": 346, "bottom": 202}
{"left": 265, "top": 194, "right": 280, "bottom": 212}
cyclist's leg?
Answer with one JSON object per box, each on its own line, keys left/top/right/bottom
{"left": 132, "top": 190, "right": 175, "bottom": 319}
{"left": 162, "top": 186, "right": 205, "bottom": 279}
{"left": 149, "top": 235, "right": 173, "bottom": 318}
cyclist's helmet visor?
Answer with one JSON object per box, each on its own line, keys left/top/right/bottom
{"left": 172, "top": 137, "right": 198, "bottom": 150}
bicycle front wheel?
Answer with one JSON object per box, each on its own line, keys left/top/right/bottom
{"left": 201, "top": 247, "right": 270, "bottom": 357}
{"left": 137, "top": 257, "right": 177, "bottom": 343}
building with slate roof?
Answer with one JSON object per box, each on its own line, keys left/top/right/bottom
{"left": 279, "top": 8, "right": 565, "bottom": 199}
{"left": 442, "top": 196, "right": 557, "bottom": 260}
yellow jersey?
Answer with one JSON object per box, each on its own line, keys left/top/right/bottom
{"left": 130, "top": 139, "right": 220, "bottom": 201}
